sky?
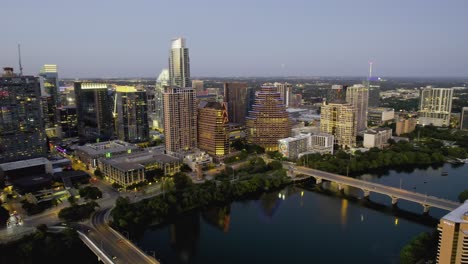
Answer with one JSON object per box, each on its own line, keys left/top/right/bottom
{"left": 1, "top": 0, "right": 468, "bottom": 78}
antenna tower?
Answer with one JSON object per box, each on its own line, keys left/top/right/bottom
{"left": 18, "top": 44, "right": 23, "bottom": 76}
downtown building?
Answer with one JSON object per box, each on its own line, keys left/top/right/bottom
{"left": 223, "top": 82, "right": 250, "bottom": 125}
{"left": 327, "top": 85, "right": 347, "bottom": 103}
{"left": 418, "top": 87, "right": 454, "bottom": 127}
{"left": 0, "top": 67, "right": 47, "bottom": 162}
{"left": 246, "top": 86, "right": 291, "bottom": 152}
{"left": 198, "top": 101, "right": 230, "bottom": 161}
{"left": 169, "top": 37, "right": 190, "bottom": 88}
{"left": 437, "top": 202, "right": 468, "bottom": 263}
{"left": 346, "top": 84, "right": 369, "bottom": 132}
{"left": 320, "top": 101, "right": 357, "bottom": 148}
{"left": 114, "top": 86, "right": 149, "bottom": 143}
{"left": 74, "top": 82, "right": 113, "bottom": 143}
{"left": 274, "top": 82, "right": 292, "bottom": 107}
{"left": 461, "top": 107, "right": 468, "bottom": 131}
{"left": 163, "top": 87, "right": 197, "bottom": 155}
{"left": 39, "top": 64, "right": 61, "bottom": 138}
{"left": 363, "top": 128, "right": 392, "bottom": 149}
{"left": 148, "top": 68, "right": 169, "bottom": 130}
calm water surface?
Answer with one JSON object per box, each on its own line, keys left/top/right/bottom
{"left": 137, "top": 164, "right": 468, "bottom": 264}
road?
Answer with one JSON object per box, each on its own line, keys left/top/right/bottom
{"left": 292, "top": 165, "right": 460, "bottom": 211}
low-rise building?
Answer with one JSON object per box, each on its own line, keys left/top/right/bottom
{"left": 99, "top": 149, "right": 181, "bottom": 187}
{"left": 395, "top": 118, "right": 417, "bottom": 136}
{"left": 75, "top": 140, "right": 139, "bottom": 168}
{"left": 183, "top": 150, "right": 213, "bottom": 171}
{"left": 310, "top": 133, "right": 334, "bottom": 154}
{"left": 278, "top": 134, "right": 311, "bottom": 160}
{"left": 368, "top": 107, "right": 395, "bottom": 125}
{"left": 363, "top": 128, "right": 392, "bottom": 149}
{"left": 0, "top": 157, "right": 53, "bottom": 182}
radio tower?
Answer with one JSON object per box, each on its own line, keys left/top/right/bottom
{"left": 18, "top": 44, "right": 23, "bottom": 76}
{"left": 368, "top": 61, "right": 373, "bottom": 79}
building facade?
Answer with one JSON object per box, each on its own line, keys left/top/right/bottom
{"left": 274, "top": 82, "right": 292, "bottom": 107}
{"left": 395, "top": 117, "right": 417, "bottom": 136}
{"left": 246, "top": 86, "right": 291, "bottom": 151}
{"left": 363, "top": 128, "right": 392, "bottom": 149}
{"left": 192, "top": 80, "right": 204, "bottom": 95}
{"left": 198, "top": 101, "right": 230, "bottom": 160}
{"left": 75, "top": 140, "right": 139, "bottom": 169}
{"left": 320, "top": 102, "right": 357, "bottom": 148}
{"left": 327, "top": 85, "right": 347, "bottom": 103}
{"left": 59, "top": 106, "right": 78, "bottom": 138}
{"left": 74, "top": 82, "right": 113, "bottom": 142}
{"left": 39, "top": 64, "right": 60, "bottom": 132}
{"left": 368, "top": 107, "right": 395, "bottom": 125}
{"left": 461, "top": 107, "right": 468, "bottom": 131}
{"left": 223, "top": 82, "right": 249, "bottom": 125}
{"left": 114, "top": 86, "right": 149, "bottom": 143}
{"left": 346, "top": 84, "right": 369, "bottom": 132}
{"left": 437, "top": 202, "right": 468, "bottom": 264}
{"left": 0, "top": 67, "right": 47, "bottom": 162}
{"left": 169, "top": 38, "right": 190, "bottom": 88}
{"left": 278, "top": 134, "right": 310, "bottom": 160}
{"left": 163, "top": 87, "right": 197, "bottom": 155}
{"left": 310, "top": 133, "right": 334, "bottom": 154}
{"left": 419, "top": 87, "right": 453, "bottom": 127}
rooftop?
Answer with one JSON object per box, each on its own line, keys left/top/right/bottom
{"left": 101, "top": 150, "right": 179, "bottom": 172}
{"left": 442, "top": 201, "right": 468, "bottom": 223}
{"left": 76, "top": 140, "right": 138, "bottom": 156}
{"left": 0, "top": 157, "right": 50, "bottom": 171}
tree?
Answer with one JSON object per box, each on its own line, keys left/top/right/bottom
{"left": 173, "top": 172, "right": 193, "bottom": 191}
{"left": 458, "top": 190, "right": 468, "bottom": 203}
{"left": 79, "top": 186, "right": 102, "bottom": 200}
{"left": 145, "top": 168, "right": 164, "bottom": 182}
{"left": 180, "top": 164, "right": 192, "bottom": 172}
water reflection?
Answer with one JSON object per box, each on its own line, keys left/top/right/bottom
{"left": 257, "top": 191, "right": 282, "bottom": 220}
{"left": 202, "top": 206, "right": 231, "bottom": 233}
{"left": 340, "top": 199, "right": 348, "bottom": 228}
{"left": 170, "top": 212, "right": 200, "bottom": 263}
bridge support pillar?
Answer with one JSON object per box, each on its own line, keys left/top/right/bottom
{"left": 422, "top": 204, "right": 430, "bottom": 214}
{"left": 315, "top": 177, "right": 322, "bottom": 185}
{"left": 362, "top": 189, "right": 370, "bottom": 198}
{"left": 391, "top": 197, "right": 398, "bottom": 206}
{"left": 338, "top": 183, "right": 343, "bottom": 191}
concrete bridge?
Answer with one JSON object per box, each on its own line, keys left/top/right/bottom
{"left": 289, "top": 165, "right": 460, "bottom": 213}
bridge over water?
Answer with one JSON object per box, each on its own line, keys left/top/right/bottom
{"left": 289, "top": 165, "right": 460, "bottom": 213}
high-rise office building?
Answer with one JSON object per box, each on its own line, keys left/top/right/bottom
{"left": 192, "top": 80, "right": 204, "bottom": 95}
{"left": 148, "top": 69, "right": 169, "bottom": 130}
{"left": 461, "top": 107, "right": 468, "bottom": 131}
{"left": 320, "top": 101, "right": 357, "bottom": 148}
{"left": 274, "top": 82, "right": 292, "bottom": 107}
{"left": 223, "top": 82, "right": 249, "bottom": 125}
{"left": 74, "top": 82, "right": 113, "bottom": 142}
{"left": 418, "top": 87, "right": 454, "bottom": 127}
{"left": 169, "top": 38, "right": 190, "bottom": 88}
{"left": 366, "top": 77, "right": 381, "bottom": 107}
{"left": 39, "top": 64, "right": 61, "bottom": 137}
{"left": 437, "top": 202, "right": 468, "bottom": 263}
{"left": 198, "top": 101, "right": 229, "bottom": 160}
{"left": 346, "top": 84, "right": 369, "bottom": 132}
{"left": 163, "top": 87, "right": 197, "bottom": 155}
{"left": 246, "top": 86, "right": 291, "bottom": 151}
{"left": 59, "top": 106, "right": 78, "bottom": 138}
{"left": 0, "top": 67, "right": 47, "bottom": 162}
{"left": 114, "top": 86, "right": 149, "bottom": 143}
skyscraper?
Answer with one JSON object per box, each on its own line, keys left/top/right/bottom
{"left": 418, "top": 87, "right": 454, "bottom": 127}
{"left": 198, "top": 101, "right": 229, "bottom": 160}
{"left": 163, "top": 87, "right": 197, "bottom": 155}
{"left": 461, "top": 107, "right": 468, "bottom": 131}
{"left": 246, "top": 86, "right": 291, "bottom": 151}
{"left": 223, "top": 82, "right": 248, "bottom": 125}
{"left": 114, "top": 86, "right": 149, "bottom": 143}
{"left": 274, "top": 82, "right": 293, "bottom": 107}
{"left": 366, "top": 78, "right": 381, "bottom": 107}
{"left": 39, "top": 64, "right": 61, "bottom": 137}
{"left": 148, "top": 68, "right": 169, "bottom": 130}
{"left": 346, "top": 84, "right": 369, "bottom": 132}
{"left": 169, "top": 38, "right": 190, "bottom": 88}
{"left": 327, "top": 85, "right": 347, "bottom": 103}
{"left": 0, "top": 67, "right": 47, "bottom": 162}
{"left": 74, "top": 82, "right": 113, "bottom": 142}
{"left": 320, "top": 102, "right": 357, "bottom": 148}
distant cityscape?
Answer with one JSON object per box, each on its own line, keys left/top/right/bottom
{"left": 1, "top": 36, "right": 468, "bottom": 263}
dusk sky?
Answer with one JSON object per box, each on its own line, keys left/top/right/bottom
{"left": 2, "top": 0, "right": 468, "bottom": 78}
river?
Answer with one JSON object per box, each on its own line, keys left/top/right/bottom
{"left": 136, "top": 163, "right": 467, "bottom": 264}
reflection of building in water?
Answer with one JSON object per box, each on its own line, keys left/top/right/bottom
{"left": 340, "top": 199, "right": 348, "bottom": 228}
{"left": 170, "top": 212, "right": 200, "bottom": 263}
{"left": 201, "top": 206, "right": 231, "bottom": 233}
{"left": 257, "top": 192, "right": 283, "bottom": 220}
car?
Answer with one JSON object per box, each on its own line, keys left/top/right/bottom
{"left": 112, "top": 256, "right": 117, "bottom": 260}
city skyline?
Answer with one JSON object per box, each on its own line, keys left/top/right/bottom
{"left": 2, "top": 0, "right": 468, "bottom": 78}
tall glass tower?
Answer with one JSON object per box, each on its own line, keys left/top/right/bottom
{"left": 0, "top": 67, "right": 47, "bottom": 162}
{"left": 39, "top": 64, "right": 60, "bottom": 136}
{"left": 149, "top": 69, "right": 169, "bottom": 130}
{"left": 168, "top": 38, "right": 190, "bottom": 88}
